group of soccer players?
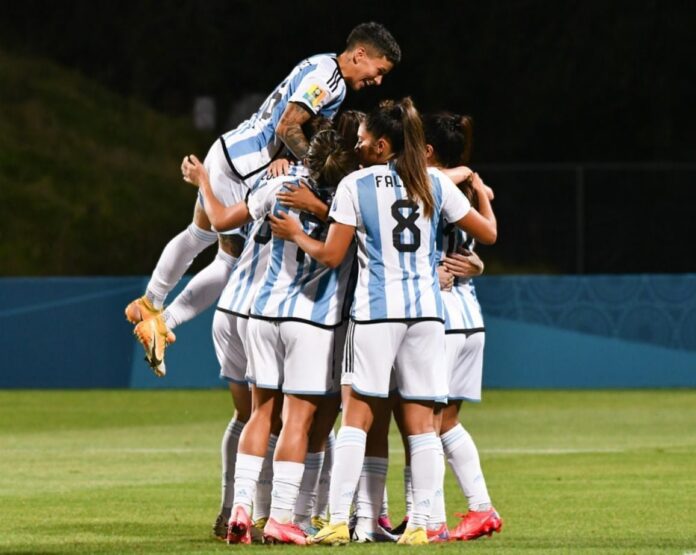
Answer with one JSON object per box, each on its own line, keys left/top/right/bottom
{"left": 124, "top": 22, "right": 502, "bottom": 545}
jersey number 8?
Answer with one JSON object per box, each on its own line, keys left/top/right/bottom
{"left": 391, "top": 199, "right": 421, "bottom": 253}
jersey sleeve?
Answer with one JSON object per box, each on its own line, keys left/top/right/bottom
{"left": 247, "top": 179, "right": 283, "bottom": 220}
{"left": 438, "top": 172, "right": 472, "bottom": 224}
{"left": 289, "top": 64, "right": 342, "bottom": 115}
{"left": 328, "top": 179, "right": 358, "bottom": 227}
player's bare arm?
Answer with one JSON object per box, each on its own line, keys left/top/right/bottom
{"left": 275, "top": 102, "right": 312, "bottom": 160}
{"left": 181, "top": 155, "right": 251, "bottom": 231}
{"left": 269, "top": 213, "right": 354, "bottom": 268}
{"left": 454, "top": 173, "right": 497, "bottom": 245}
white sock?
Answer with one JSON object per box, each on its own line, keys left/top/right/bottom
{"left": 269, "top": 461, "right": 305, "bottom": 524}
{"left": 253, "top": 434, "right": 277, "bottom": 522}
{"left": 427, "top": 441, "right": 447, "bottom": 529}
{"left": 146, "top": 223, "right": 217, "bottom": 308}
{"left": 408, "top": 432, "right": 440, "bottom": 529}
{"left": 328, "top": 426, "right": 366, "bottom": 525}
{"left": 232, "top": 453, "right": 264, "bottom": 514}
{"left": 355, "top": 457, "right": 388, "bottom": 532}
{"left": 441, "top": 424, "right": 491, "bottom": 510}
{"left": 403, "top": 466, "right": 413, "bottom": 517}
{"left": 163, "top": 248, "right": 236, "bottom": 329}
{"left": 313, "top": 430, "right": 334, "bottom": 520}
{"left": 221, "top": 418, "right": 245, "bottom": 510}
{"left": 380, "top": 484, "right": 389, "bottom": 520}
{"left": 294, "top": 451, "right": 324, "bottom": 526}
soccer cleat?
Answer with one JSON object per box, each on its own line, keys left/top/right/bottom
{"left": 226, "top": 505, "right": 252, "bottom": 544}
{"left": 311, "top": 515, "right": 329, "bottom": 530}
{"left": 262, "top": 517, "right": 307, "bottom": 545}
{"left": 250, "top": 517, "right": 267, "bottom": 544}
{"left": 212, "top": 509, "right": 231, "bottom": 540}
{"left": 449, "top": 508, "right": 503, "bottom": 541}
{"left": 396, "top": 526, "right": 429, "bottom": 545}
{"left": 426, "top": 522, "right": 450, "bottom": 543}
{"left": 351, "top": 522, "right": 397, "bottom": 543}
{"left": 391, "top": 516, "right": 409, "bottom": 535}
{"left": 125, "top": 295, "right": 161, "bottom": 324}
{"left": 133, "top": 314, "right": 175, "bottom": 377}
{"left": 310, "top": 521, "right": 350, "bottom": 545}
{"left": 378, "top": 514, "right": 394, "bottom": 532}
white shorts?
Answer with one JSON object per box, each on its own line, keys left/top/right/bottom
{"left": 445, "top": 332, "right": 485, "bottom": 402}
{"left": 212, "top": 310, "right": 247, "bottom": 384}
{"left": 342, "top": 320, "right": 448, "bottom": 402}
{"left": 246, "top": 319, "right": 340, "bottom": 395}
{"left": 201, "top": 140, "right": 248, "bottom": 236}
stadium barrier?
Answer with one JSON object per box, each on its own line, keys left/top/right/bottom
{"left": 1, "top": 275, "right": 694, "bottom": 389}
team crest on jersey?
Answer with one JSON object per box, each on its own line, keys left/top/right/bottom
{"left": 303, "top": 84, "right": 328, "bottom": 108}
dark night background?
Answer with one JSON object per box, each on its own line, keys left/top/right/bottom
{"left": 1, "top": 0, "right": 695, "bottom": 274}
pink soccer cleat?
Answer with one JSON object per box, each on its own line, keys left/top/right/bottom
{"left": 226, "top": 505, "right": 252, "bottom": 544}
{"left": 262, "top": 517, "right": 308, "bottom": 545}
{"left": 450, "top": 508, "right": 502, "bottom": 541}
{"left": 426, "top": 522, "right": 451, "bottom": 543}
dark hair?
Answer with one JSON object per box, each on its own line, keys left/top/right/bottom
{"left": 422, "top": 112, "right": 473, "bottom": 168}
{"left": 365, "top": 97, "right": 434, "bottom": 218}
{"left": 423, "top": 112, "right": 476, "bottom": 206}
{"left": 335, "top": 110, "right": 365, "bottom": 148}
{"left": 346, "top": 22, "right": 401, "bottom": 65}
{"left": 302, "top": 116, "right": 333, "bottom": 141}
{"left": 305, "top": 129, "right": 359, "bottom": 190}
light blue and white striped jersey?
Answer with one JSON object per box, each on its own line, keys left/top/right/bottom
{"left": 329, "top": 164, "right": 471, "bottom": 322}
{"left": 217, "top": 165, "right": 310, "bottom": 317}
{"left": 440, "top": 225, "right": 485, "bottom": 332}
{"left": 249, "top": 176, "right": 354, "bottom": 328}
{"left": 221, "top": 54, "right": 347, "bottom": 182}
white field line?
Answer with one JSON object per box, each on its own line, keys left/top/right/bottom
{"left": 0, "top": 445, "right": 672, "bottom": 455}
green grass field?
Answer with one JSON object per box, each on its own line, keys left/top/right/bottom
{"left": 1, "top": 390, "right": 695, "bottom": 554}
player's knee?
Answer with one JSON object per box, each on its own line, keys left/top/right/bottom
{"left": 219, "top": 234, "right": 245, "bottom": 257}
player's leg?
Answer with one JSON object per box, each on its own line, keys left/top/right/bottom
{"left": 263, "top": 322, "right": 337, "bottom": 544}
{"left": 391, "top": 397, "right": 412, "bottom": 534}
{"left": 130, "top": 142, "right": 247, "bottom": 373}
{"left": 392, "top": 320, "right": 448, "bottom": 545}
{"left": 313, "top": 322, "right": 403, "bottom": 545}
{"left": 295, "top": 395, "right": 340, "bottom": 532}
{"left": 441, "top": 331, "right": 502, "bottom": 540}
{"left": 227, "top": 318, "right": 284, "bottom": 544}
{"left": 211, "top": 311, "right": 251, "bottom": 538}
{"left": 162, "top": 234, "right": 243, "bottom": 331}
{"left": 352, "top": 392, "right": 396, "bottom": 542}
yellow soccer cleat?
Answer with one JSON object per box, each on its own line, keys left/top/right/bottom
{"left": 310, "top": 522, "right": 350, "bottom": 546}
{"left": 311, "top": 516, "right": 329, "bottom": 531}
{"left": 125, "top": 295, "right": 162, "bottom": 324}
{"left": 133, "top": 314, "right": 175, "bottom": 377}
{"left": 396, "top": 526, "right": 429, "bottom": 546}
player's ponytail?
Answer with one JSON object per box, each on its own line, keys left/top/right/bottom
{"left": 367, "top": 98, "right": 434, "bottom": 219}
{"left": 423, "top": 112, "right": 477, "bottom": 208}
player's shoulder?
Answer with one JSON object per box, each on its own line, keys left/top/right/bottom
{"left": 338, "top": 165, "right": 388, "bottom": 188}
{"left": 427, "top": 166, "right": 457, "bottom": 192}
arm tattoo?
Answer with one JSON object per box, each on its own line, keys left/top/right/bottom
{"left": 277, "top": 103, "right": 311, "bottom": 160}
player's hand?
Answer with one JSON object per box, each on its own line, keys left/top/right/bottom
{"left": 472, "top": 172, "right": 494, "bottom": 200}
{"left": 437, "top": 265, "right": 455, "bottom": 291}
{"left": 181, "top": 154, "right": 206, "bottom": 187}
{"left": 442, "top": 250, "right": 484, "bottom": 278}
{"left": 267, "top": 158, "right": 293, "bottom": 178}
{"left": 269, "top": 211, "right": 301, "bottom": 241}
{"left": 276, "top": 180, "right": 317, "bottom": 212}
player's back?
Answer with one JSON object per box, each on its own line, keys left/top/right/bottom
{"left": 331, "top": 164, "right": 470, "bottom": 322}
{"left": 221, "top": 54, "right": 347, "bottom": 182}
